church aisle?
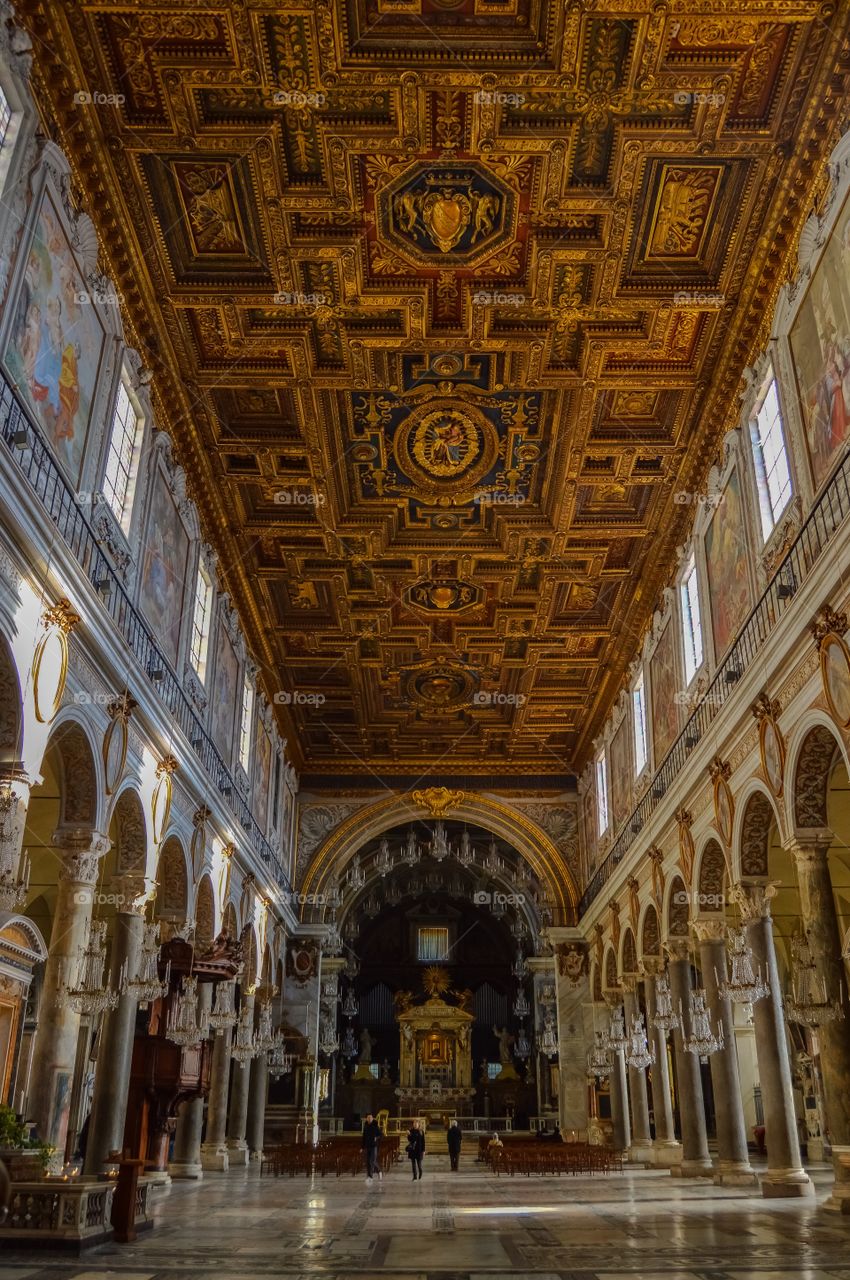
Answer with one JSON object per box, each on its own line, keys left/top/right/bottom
{"left": 1, "top": 1158, "right": 849, "bottom": 1280}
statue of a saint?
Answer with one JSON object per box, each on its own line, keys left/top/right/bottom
{"left": 358, "top": 1027, "right": 375, "bottom": 1063}
{"left": 492, "top": 1025, "right": 515, "bottom": 1064}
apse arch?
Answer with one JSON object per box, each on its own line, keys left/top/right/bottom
{"left": 42, "top": 712, "right": 103, "bottom": 832}
{"left": 194, "top": 874, "right": 217, "bottom": 950}
{"left": 732, "top": 782, "right": 784, "bottom": 882}
{"left": 107, "top": 784, "right": 148, "bottom": 875}
{"left": 787, "top": 712, "right": 849, "bottom": 832}
{"left": 620, "top": 926, "right": 638, "bottom": 976}
{"left": 603, "top": 945, "right": 619, "bottom": 990}
{"left": 665, "top": 873, "right": 689, "bottom": 939}
{"left": 638, "top": 901, "right": 661, "bottom": 961}
{"left": 299, "top": 792, "right": 578, "bottom": 924}
{"left": 693, "top": 834, "right": 728, "bottom": 916}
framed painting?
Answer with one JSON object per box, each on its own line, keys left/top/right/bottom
{"left": 3, "top": 188, "right": 107, "bottom": 486}
{"left": 705, "top": 468, "right": 752, "bottom": 660}
{"left": 790, "top": 186, "right": 850, "bottom": 491}
{"left": 609, "top": 716, "right": 631, "bottom": 832}
{"left": 759, "top": 714, "right": 786, "bottom": 799}
{"left": 254, "top": 722, "right": 272, "bottom": 835}
{"left": 820, "top": 631, "right": 850, "bottom": 728}
{"left": 138, "top": 466, "right": 190, "bottom": 669}
{"left": 713, "top": 774, "right": 735, "bottom": 848}
{"left": 650, "top": 621, "right": 680, "bottom": 764}
{"left": 210, "top": 625, "right": 239, "bottom": 758}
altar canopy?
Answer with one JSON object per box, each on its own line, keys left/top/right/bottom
{"left": 395, "top": 968, "right": 475, "bottom": 1108}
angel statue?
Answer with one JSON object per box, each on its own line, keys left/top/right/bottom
{"left": 358, "top": 1027, "right": 376, "bottom": 1064}
{"left": 492, "top": 1025, "right": 515, "bottom": 1064}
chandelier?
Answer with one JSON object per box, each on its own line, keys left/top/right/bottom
{"left": 402, "top": 828, "right": 420, "bottom": 866}
{"left": 512, "top": 946, "right": 528, "bottom": 978}
{"left": 231, "top": 999, "right": 258, "bottom": 1068}
{"left": 682, "top": 988, "right": 724, "bottom": 1061}
{"left": 606, "top": 1004, "right": 628, "bottom": 1053}
{"left": 458, "top": 829, "right": 475, "bottom": 867}
{"left": 323, "top": 923, "right": 343, "bottom": 956}
{"left": 208, "top": 978, "right": 237, "bottom": 1032}
{"left": 341, "top": 1023, "right": 358, "bottom": 1058}
{"left": 346, "top": 854, "right": 365, "bottom": 891}
{"left": 786, "top": 932, "right": 845, "bottom": 1027}
{"left": 485, "top": 837, "right": 501, "bottom": 875}
{"left": 515, "top": 1022, "right": 531, "bottom": 1059}
{"left": 254, "top": 1000, "right": 277, "bottom": 1054}
{"left": 341, "top": 987, "right": 358, "bottom": 1019}
{"left": 539, "top": 1014, "right": 558, "bottom": 1058}
{"left": 127, "top": 922, "right": 169, "bottom": 1007}
{"left": 430, "top": 820, "right": 451, "bottom": 862}
{"left": 719, "top": 928, "right": 769, "bottom": 1009}
{"left": 66, "top": 920, "right": 122, "bottom": 1015}
{"left": 651, "top": 971, "right": 680, "bottom": 1033}
{"left": 375, "top": 838, "right": 393, "bottom": 877}
{"left": 165, "top": 975, "right": 202, "bottom": 1047}
{"left": 318, "top": 1020, "right": 339, "bottom": 1056}
{"left": 0, "top": 849, "right": 29, "bottom": 911}
{"left": 513, "top": 988, "right": 530, "bottom": 1018}
{"left": 625, "top": 1012, "right": 655, "bottom": 1071}
{"left": 587, "top": 1029, "right": 612, "bottom": 1080}
{"left": 268, "top": 1034, "right": 295, "bottom": 1080}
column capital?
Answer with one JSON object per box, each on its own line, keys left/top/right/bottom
{"left": 110, "top": 873, "right": 153, "bottom": 915}
{"left": 665, "top": 937, "right": 691, "bottom": 962}
{"left": 621, "top": 973, "right": 639, "bottom": 994}
{"left": 692, "top": 918, "right": 727, "bottom": 943}
{"left": 732, "top": 880, "right": 777, "bottom": 922}
{"left": 783, "top": 832, "right": 831, "bottom": 869}
{"left": 53, "top": 829, "right": 110, "bottom": 884}
{"left": 639, "top": 956, "right": 664, "bottom": 978}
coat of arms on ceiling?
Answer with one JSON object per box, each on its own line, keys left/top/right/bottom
{"left": 381, "top": 162, "right": 516, "bottom": 267}
{"left": 403, "top": 578, "right": 482, "bottom": 614}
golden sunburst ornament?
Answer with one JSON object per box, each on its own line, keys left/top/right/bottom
{"left": 423, "top": 965, "right": 451, "bottom": 996}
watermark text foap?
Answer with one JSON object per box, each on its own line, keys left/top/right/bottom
{"left": 286, "top": 891, "right": 329, "bottom": 908}
{"left": 73, "top": 889, "right": 126, "bottom": 906}
{"left": 474, "top": 890, "right": 526, "bottom": 906}
{"left": 473, "top": 90, "right": 526, "bottom": 107}
{"left": 273, "top": 90, "right": 326, "bottom": 109}
{"left": 273, "top": 489, "right": 326, "bottom": 506}
{"left": 273, "top": 690, "right": 326, "bottom": 707}
{"left": 673, "top": 91, "right": 726, "bottom": 108}
{"left": 473, "top": 691, "right": 527, "bottom": 707}
{"left": 272, "top": 291, "right": 330, "bottom": 308}
{"left": 472, "top": 291, "right": 527, "bottom": 307}
{"left": 474, "top": 490, "right": 525, "bottom": 507}
{"left": 73, "top": 90, "right": 125, "bottom": 107}
{"left": 674, "top": 890, "right": 726, "bottom": 910}
{"left": 72, "top": 690, "right": 115, "bottom": 707}
{"left": 672, "top": 291, "right": 725, "bottom": 308}
{"left": 673, "top": 491, "right": 725, "bottom": 508}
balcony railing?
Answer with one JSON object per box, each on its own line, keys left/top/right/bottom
{"left": 579, "top": 448, "right": 850, "bottom": 917}
{"left": 0, "top": 370, "right": 291, "bottom": 895}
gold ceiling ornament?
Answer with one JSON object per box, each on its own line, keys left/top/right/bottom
{"left": 219, "top": 840, "right": 237, "bottom": 913}
{"left": 410, "top": 786, "right": 466, "bottom": 819}
{"left": 151, "top": 754, "right": 178, "bottom": 845}
{"left": 675, "top": 808, "right": 695, "bottom": 887}
{"left": 422, "top": 965, "right": 451, "bottom": 997}
{"left": 810, "top": 604, "right": 849, "bottom": 651}
{"left": 647, "top": 845, "right": 666, "bottom": 914}
{"left": 103, "top": 690, "right": 137, "bottom": 796}
{"left": 32, "top": 598, "right": 80, "bottom": 725}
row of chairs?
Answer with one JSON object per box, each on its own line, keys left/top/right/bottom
{"left": 482, "top": 1139, "right": 623, "bottom": 1177}
{"left": 260, "top": 1135, "right": 401, "bottom": 1179}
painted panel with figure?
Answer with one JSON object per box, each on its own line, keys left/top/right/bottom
{"left": 254, "top": 723, "right": 272, "bottom": 835}
{"left": 704, "top": 468, "right": 752, "bottom": 660}
{"left": 139, "top": 467, "right": 189, "bottom": 668}
{"left": 4, "top": 191, "right": 106, "bottom": 484}
{"left": 609, "top": 716, "right": 631, "bottom": 832}
{"left": 650, "top": 622, "right": 679, "bottom": 764}
{"left": 791, "top": 186, "right": 850, "bottom": 490}
{"left": 210, "top": 626, "right": 238, "bottom": 759}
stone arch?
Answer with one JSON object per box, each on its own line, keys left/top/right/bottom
{"left": 43, "top": 713, "right": 101, "bottom": 830}
{"left": 222, "top": 900, "right": 238, "bottom": 938}
{"left": 242, "top": 925, "right": 258, "bottom": 988}
{"left": 590, "top": 961, "right": 603, "bottom": 1003}
{"left": 789, "top": 718, "right": 847, "bottom": 831}
{"left": 620, "top": 926, "right": 638, "bottom": 976}
{"left": 0, "top": 634, "right": 23, "bottom": 766}
{"left": 108, "top": 785, "right": 147, "bottom": 874}
{"left": 155, "top": 835, "right": 189, "bottom": 925}
{"left": 695, "top": 836, "right": 727, "bottom": 915}
{"left": 639, "top": 902, "right": 661, "bottom": 960}
{"left": 299, "top": 792, "right": 578, "bottom": 924}
{"left": 733, "top": 785, "right": 782, "bottom": 881}
{"left": 604, "top": 945, "right": 618, "bottom": 989}
{"left": 666, "top": 873, "right": 689, "bottom": 938}
{"left": 194, "top": 874, "right": 216, "bottom": 950}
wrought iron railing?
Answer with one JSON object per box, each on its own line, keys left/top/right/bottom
{"left": 0, "top": 371, "right": 291, "bottom": 895}
{"left": 578, "top": 446, "right": 850, "bottom": 917}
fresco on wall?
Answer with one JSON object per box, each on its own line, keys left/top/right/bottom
{"left": 254, "top": 722, "right": 272, "bottom": 835}
{"left": 650, "top": 621, "right": 679, "bottom": 763}
{"left": 210, "top": 626, "right": 238, "bottom": 759}
{"left": 5, "top": 192, "right": 106, "bottom": 484}
{"left": 609, "top": 716, "right": 631, "bottom": 832}
{"left": 139, "top": 467, "right": 189, "bottom": 668}
{"left": 705, "top": 468, "right": 752, "bottom": 660}
{"left": 791, "top": 187, "right": 850, "bottom": 490}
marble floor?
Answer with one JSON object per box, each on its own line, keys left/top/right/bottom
{"left": 2, "top": 1154, "right": 850, "bottom": 1280}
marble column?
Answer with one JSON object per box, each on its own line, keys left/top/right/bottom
{"left": 623, "top": 977, "right": 653, "bottom": 1163}
{"left": 246, "top": 1049, "right": 269, "bottom": 1161}
{"left": 27, "top": 831, "right": 108, "bottom": 1153}
{"left": 226, "top": 992, "right": 255, "bottom": 1166}
{"left": 170, "top": 982, "right": 214, "bottom": 1180}
{"left": 667, "top": 940, "right": 713, "bottom": 1177}
{"left": 787, "top": 838, "right": 850, "bottom": 1209}
{"left": 642, "top": 961, "right": 682, "bottom": 1167}
{"left": 604, "top": 992, "right": 631, "bottom": 1153}
{"left": 83, "top": 876, "right": 146, "bottom": 1174}
{"left": 201, "top": 1013, "right": 233, "bottom": 1172}
{"left": 0, "top": 768, "right": 32, "bottom": 887}
{"left": 734, "top": 882, "right": 812, "bottom": 1198}
{"left": 694, "top": 920, "right": 758, "bottom": 1186}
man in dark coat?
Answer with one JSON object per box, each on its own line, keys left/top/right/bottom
{"left": 447, "top": 1120, "right": 462, "bottom": 1171}
{"left": 362, "top": 1113, "right": 382, "bottom": 1183}
{"left": 407, "top": 1119, "right": 425, "bottom": 1180}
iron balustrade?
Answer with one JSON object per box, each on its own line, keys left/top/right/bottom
{"left": 579, "top": 446, "right": 850, "bottom": 918}
{"left": 0, "top": 370, "right": 291, "bottom": 895}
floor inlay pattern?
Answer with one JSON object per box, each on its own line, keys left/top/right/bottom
{"left": 1, "top": 1157, "right": 849, "bottom": 1280}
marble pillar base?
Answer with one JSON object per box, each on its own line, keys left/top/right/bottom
{"left": 650, "top": 1139, "right": 682, "bottom": 1168}
{"left": 628, "top": 1138, "right": 653, "bottom": 1165}
{"left": 146, "top": 1171, "right": 172, "bottom": 1200}
{"left": 249, "top": 1148, "right": 265, "bottom": 1162}
{"left": 226, "top": 1139, "right": 249, "bottom": 1166}
{"left": 823, "top": 1145, "right": 850, "bottom": 1211}
{"left": 672, "top": 1158, "right": 714, "bottom": 1178}
{"left": 713, "top": 1159, "right": 759, "bottom": 1187}
{"left": 200, "top": 1142, "right": 230, "bottom": 1172}
{"left": 760, "top": 1168, "right": 814, "bottom": 1198}
{"left": 169, "top": 1159, "right": 204, "bottom": 1180}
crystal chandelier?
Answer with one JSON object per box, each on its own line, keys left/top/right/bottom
{"left": 318, "top": 1020, "right": 339, "bottom": 1056}
{"left": 458, "top": 829, "right": 475, "bottom": 867}
{"left": 268, "top": 1035, "right": 295, "bottom": 1080}
{"left": 375, "top": 838, "right": 393, "bottom": 877}
{"left": 0, "top": 849, "right": 29, "bottom": 911}
{"left": 651, "top": 971, "right": 680, "bottom": 1033}
{"left": 66, "top": 920, "right": 122, "bottom": 1015}
{"left": 341, "top": 1023, "right": 358, "bottom": 1058}
{"left": 515, "top": 1022, "right": 531, "bottom": 1059}
{"left": 606, "top": 1004, "right": 628, "bottom": 1053}
{"left": 539, "top": 1014, "right": 558, "bottom": 1058}
{"left": 625, "top": 1012, "right": 655, "bottom": 1071}
{"left": 254, "top": 1000, "right": 277, "bottom": 1054}
{"left": 786, "top": 932, "right": 845, "bottom": 1027}
{"left": 683, "top": 988, "right": 724, "bottom": 1061}
{"left": 344, "top": 951, "right": 360, "bottom": 980}
{"left": 341, "top": 987, "right": 358, "bottom": 1019}
{"left": 208, "top": 978, "right": 237, "bottom": 1032}
{"left": 513, "top": 988, "right": 530, "bottom": 1018}
{"left": 127, "top": 922, "right": 169, "bottom": 1007}
{"left": 346, "top": 854, "right": 365, "bottom": 891}
{"left": 512, "top": 946, "right": 528, "bottom": 979}
{"left": 231, "top": 999, "right": 258, "bottom": 1068}
{"left": 402, "top": 828, "right": 420, "bottom": 866}
{"left": 430, "top": 820, "right": 451, "bottom": 861}
{"left": 587, "top": 1029, "right": 612, "bottom": 1080}
{"left": 165, "top": 975, "right": 202, "bottom": 1047}
{"left": 323, "top": 923, "right": 343, "bottom": 956}
{"left": 485, "top": 837, "right": 501, "bottom": 875}
{"left": 719, "top": 928, "right": 769, "bottom": 1009}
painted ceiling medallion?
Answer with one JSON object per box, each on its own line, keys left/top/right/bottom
{"left": 394, "top": 399, "right": 498, "bottom": 497}
{"left": 382, "top": 161, "right": 515, "bottom": 267}
{"left": 404, "top": 578, "right": 482, "bottom": 614}
{"left": 401, "top": 660, "right": 479, "bottom": 715}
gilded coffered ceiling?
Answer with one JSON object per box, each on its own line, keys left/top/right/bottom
{"left": 18, "top": 0, "right": 850, "bottom": 776}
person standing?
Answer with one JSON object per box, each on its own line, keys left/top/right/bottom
{"left": 447, "top": 1119, "right": 462, "bottom": 1171}
{"left": 407, "top": 1118, "right": 425, "bottom": 1181}
{"left": 362, "top": 1113, "right": 382, "bottom": 1184}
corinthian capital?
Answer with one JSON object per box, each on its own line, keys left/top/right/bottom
{"left": 732, "top": 880, "right": 777, "bottom": 922}
{"left": 53, "top": 829, "right": 109, "bottom": 885}
{"left": 692, "top": 918, "right": 727, "bottom": 943}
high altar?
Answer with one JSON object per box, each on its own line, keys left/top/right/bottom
{"left": 395, "top": 968, "right": 475, "bottom": 1114}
